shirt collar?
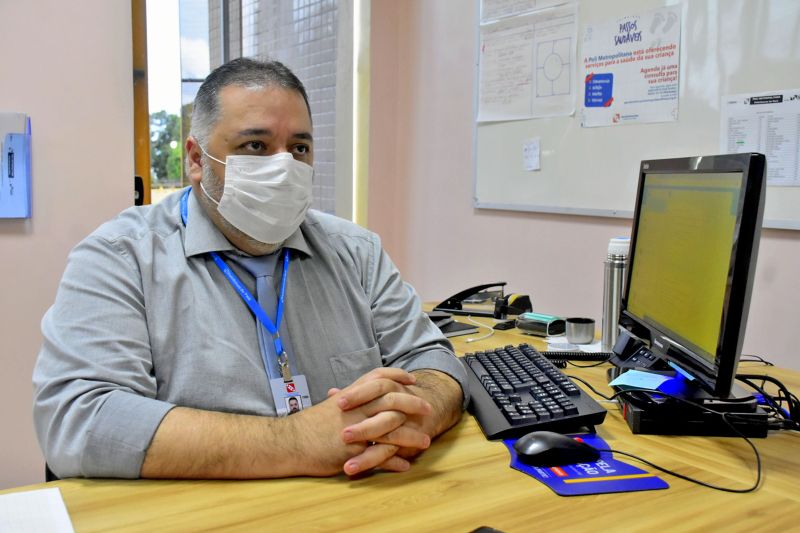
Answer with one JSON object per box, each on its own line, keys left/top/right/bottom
{"left": 182, "top": 187, "right": 313, "bottom": 258}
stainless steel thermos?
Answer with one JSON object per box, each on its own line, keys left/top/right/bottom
{"left": 601, "top": 237, "right": 630, "bottom": 352}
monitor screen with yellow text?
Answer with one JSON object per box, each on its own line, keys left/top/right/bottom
{"left": 627, "top": 172, "right": 742, "bottom": 366}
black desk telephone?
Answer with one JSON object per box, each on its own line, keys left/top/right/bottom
{"left": 607, "top": 328, "right": 669, "bottom": 370}
{"left": 433, "top": 282, "right": 532, "bottom": 319}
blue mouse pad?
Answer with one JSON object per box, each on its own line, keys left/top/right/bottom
{"left": 504, "top": 433, "right": 669, "bottom": 496}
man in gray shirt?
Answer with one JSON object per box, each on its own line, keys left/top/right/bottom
{"left": 33, "top": 58, "right": 467, "bottom": 479}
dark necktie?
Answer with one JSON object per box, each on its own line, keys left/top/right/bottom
{"left": 227, "top": 252, "right": 295, "bottom": 380}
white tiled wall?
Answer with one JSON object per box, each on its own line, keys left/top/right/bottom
{"left": 234, "top": 0, "right": 340, "bottom": 214}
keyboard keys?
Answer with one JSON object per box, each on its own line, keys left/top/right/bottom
{"left": 463, "top": 343, "right": 607, "bottom": 439}
{"left": 561, "top": 403, "right": 579, "bottom": 416}
{"left": 513, "top": 381, "right": 535, "bottom": 392}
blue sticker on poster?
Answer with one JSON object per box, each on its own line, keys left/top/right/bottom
{"left": 505, "top": 433, "right": 669, "bottom": 496}
{"left": 584, "top": 73, "right": 614, "bottom": 108}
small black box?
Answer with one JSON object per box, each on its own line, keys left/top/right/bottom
{"left": 616, "top": 393, "right": 768, "bottom": 437}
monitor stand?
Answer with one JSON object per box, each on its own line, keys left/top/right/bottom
{"left": 606, "top": 367, "right": 769, "bottom": 438}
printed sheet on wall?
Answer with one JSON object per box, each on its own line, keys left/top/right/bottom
{"left": 721, "top": 89, "right": 800, "bottom": 187}
{"left": 478, "top": 1, "right": 578, "bottom": 122}
{"left": 581, "top": 5, "right": 681, "bottom": 128}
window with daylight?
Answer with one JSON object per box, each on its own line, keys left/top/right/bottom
{"left": 145, "top": 0, "right": 354, "bottom": 214}
{"left": 186, "top": 0, "right": 348, "bottom": 214}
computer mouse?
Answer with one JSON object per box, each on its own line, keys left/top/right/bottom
{"left": 512, "top": 431, "right": 601, "bottom": 466}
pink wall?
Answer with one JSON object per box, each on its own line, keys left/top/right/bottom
{"left": 0, "top": 2, "right": 134, "bottom": 488}
{"left": 368, "top": 1, "right": 800, "bottom": 370}
{"left": 0, "top": 0, "right": 797, "bottom": 493}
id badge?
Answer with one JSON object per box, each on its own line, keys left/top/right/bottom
{"left": 269, "top": 374, "right": 312, "bottom": 416}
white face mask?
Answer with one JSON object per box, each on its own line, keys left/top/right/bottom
{"left": 199, "top": 147, "right": 313, "bottom": 245}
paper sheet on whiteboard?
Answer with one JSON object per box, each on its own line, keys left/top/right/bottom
{"left": 721, "top": 89, "right": 800, "bottom": 187}
{"left": 478, "top": 4, "right": 577, "bottom": 122}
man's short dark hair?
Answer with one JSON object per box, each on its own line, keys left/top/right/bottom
{"left": 190, "top": 57, "right": 312, "bottom": 146}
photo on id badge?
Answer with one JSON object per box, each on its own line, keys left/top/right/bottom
{"left": 270, "top": 375, "right": 311, "bottom": 416}
{"left": 286, "top": 396, "right": 302, "bottom": 414}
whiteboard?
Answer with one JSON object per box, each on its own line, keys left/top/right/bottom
{"left": 474, "top": 0, "right": 800, "bottom": 229}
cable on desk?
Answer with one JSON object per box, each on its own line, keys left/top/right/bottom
{"left": 564, "top": 374, "right": 617, "bottom": 404}
{"left": 465, "top": 316, "right": 495, "bottom": 343}
{"left": 736, "top": 373, "right": 800, "bottom": 431}
{"left": 604, "top": 388, "right": 762, "bottom": 493}
{"left": 738, "top": 354, "right": 774, "bottom": 366}
{"left": 565, "top": 374, "right": 764, "bottom": 493}
{"left": 539, "top": 351, "right": 611, "bottom": 369}
{"left": 566, "top": 360, "right": 610, "bottom": 368}
{"left": 598, "top": 446, "right": 760, "bottom": 493}
{"left": 566, "top": 374, "right": 614, "bottom": 401}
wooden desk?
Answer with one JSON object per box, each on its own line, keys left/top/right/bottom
{"left": 4, "top": 321, "right": 800, "bottom": 531}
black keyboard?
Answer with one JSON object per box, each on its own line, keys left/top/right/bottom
{"left": 462, "top": 343, "right": 607, "bottom": 440}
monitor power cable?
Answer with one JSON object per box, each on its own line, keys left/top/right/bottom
{"left": 566, "top": 376, "right": 763, "bottom": 493}
{"left": 739, "top": 354, "right": 775, "bottom": 366}
{"left": 736, "top": 373, "right": 800, "bottom": 431}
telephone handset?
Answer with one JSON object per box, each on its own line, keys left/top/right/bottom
{"left": 433, "top": 282, "right": 532, "bottom": 319}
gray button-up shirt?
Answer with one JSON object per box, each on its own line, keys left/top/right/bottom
{"left": 33, "top": 189, "right": 468, "bottom": 479}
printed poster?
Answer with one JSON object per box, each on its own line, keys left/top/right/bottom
{"left": 480, "top": 0, "right": 567, "bottom": 23}
{"left": 478, "top": 4, "right": 578, "bottom": 122}
{"left": 581, "top": 5, "right": 681, "bottom": 128}
{"left": 721, "top": 89, "right": 800, "bottom": 187}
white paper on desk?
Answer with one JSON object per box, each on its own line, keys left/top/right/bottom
{"left": 546, "top": 337, "right": 577, "bottom": 350}
{"left": 0, "top": 487, "right": 75, "bottom": 533}
{"left": 546, "top": 337, "right": 603, "bottom": 352}
{"left": 576, "top": 340, "right": 603, "bottom": 353}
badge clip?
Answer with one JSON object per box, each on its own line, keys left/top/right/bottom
{"left": 279, "top": 351, "right": 292, "bottom": 382}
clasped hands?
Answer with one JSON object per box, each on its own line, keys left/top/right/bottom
{"left": 306, "top": 368, "right": 436, "bottom": 477}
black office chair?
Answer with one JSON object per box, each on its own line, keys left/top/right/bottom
{"left": 45, "top": 463, "right": 60, "bottom": 482}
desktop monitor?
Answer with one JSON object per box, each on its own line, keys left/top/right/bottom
{"left": 619, "top": 153, "right": 766, "bottom": 399}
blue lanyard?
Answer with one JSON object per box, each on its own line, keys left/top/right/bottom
{"left": 180, "top": 188, "right": 291, "bottom": 378}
